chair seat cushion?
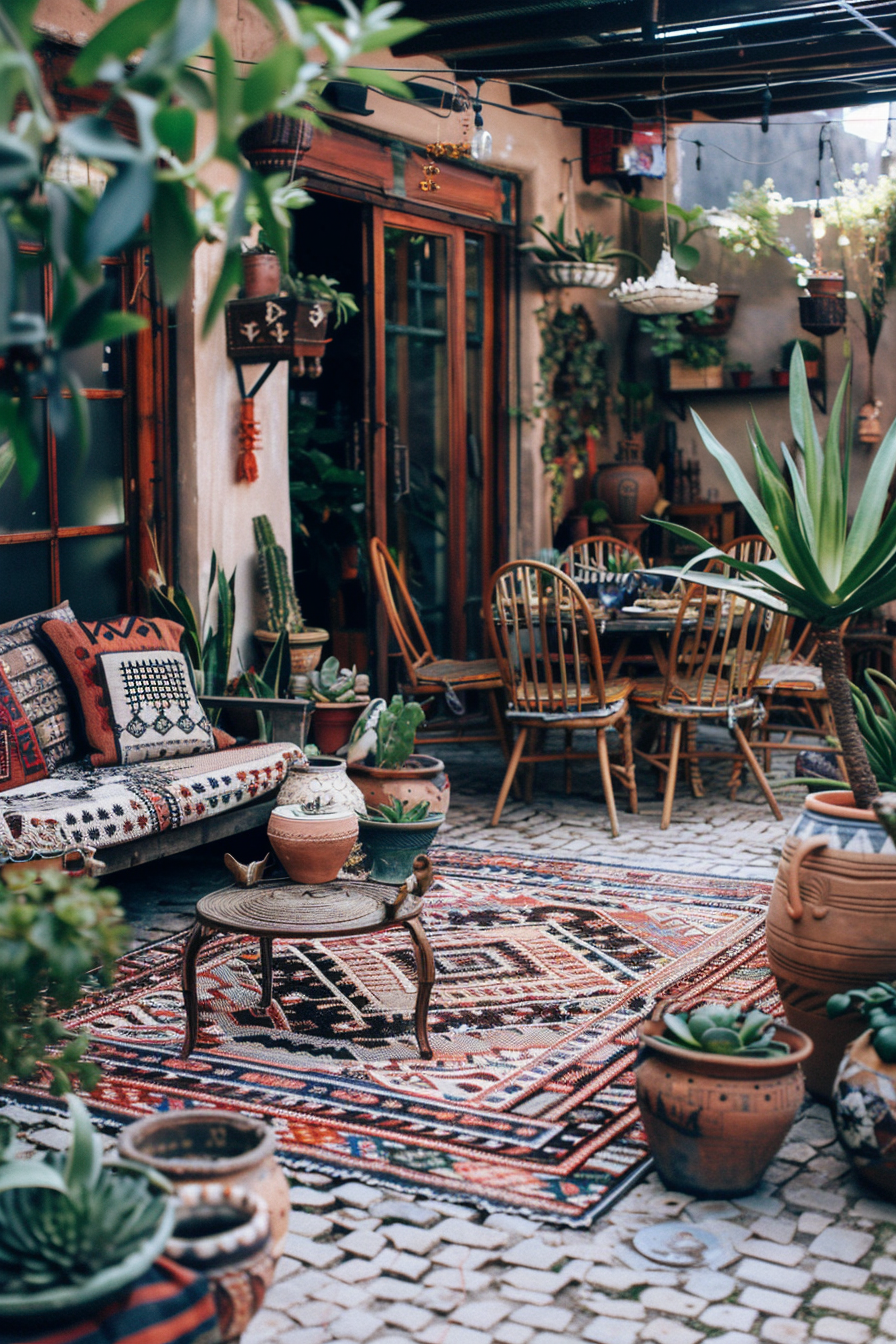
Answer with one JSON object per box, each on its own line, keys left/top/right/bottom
{"left": 417, "top": 658, "right": 502, "bottom": 687}
{"left": 506, "top": 677, "right": 633, "bottom": 720}
{"left": 0, "top": 742, "right": 301, "bottom": 861}
{"left": 755, "top": 661, "right": 826, "bottom": 692}
{"left": 632, "top": 676, "right": 757, "bottom": 717}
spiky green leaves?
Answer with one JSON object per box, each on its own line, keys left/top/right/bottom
{"left": 368, "top": 798, "right": 432, "bottom": 823}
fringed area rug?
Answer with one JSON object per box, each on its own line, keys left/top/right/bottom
{"left": 34, "top": 848, "right": 778, "bottom": 1224}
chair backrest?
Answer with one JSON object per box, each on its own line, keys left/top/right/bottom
{"left": 486, "top": 560, "right": 608, "bottom": 714}
{"left": 564, "top": 534, "right": 643, "bottom": 582}
{"left": 659, "top": 582, "right": 777, "bottom": 709}
{"left": 369, "top": 537, "right": 435, "bottom": 686}
{"left": 723, "top": 533, "right": 775, "bottom": 566}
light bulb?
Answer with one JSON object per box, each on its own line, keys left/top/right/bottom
{"left": 470, "top": 126, "right": 492, "bottom": 162}
{"left": 838, "top": 232, "right": 850, "bottom": 248}
{"left": 812, "top": 212, "right": 827, "bottom": 241}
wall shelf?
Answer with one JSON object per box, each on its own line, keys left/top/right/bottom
{"left": 662, "top": 379, "right": 826, "bottom": 421}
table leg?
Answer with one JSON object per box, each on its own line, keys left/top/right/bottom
{"left": 648, "top": 634, "right": 669, "bottom": 678}
{"left": 259, "top": 936, "right": 274, "bottom": 1009}
{"left": 406, "top": 916, "right": 435, "bottom": 1060}
{"left": 181, "top": 921, "right": 215, "bottom": 1060}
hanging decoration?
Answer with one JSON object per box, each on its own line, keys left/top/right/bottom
{"left": 799, "top": 125, "right": 846, "bottom": 338}
{"left": 470, "top": 77, "right": 492, "bottom": 162}
{"left": 237, "top": 398, "right": 262, "bottom": 483}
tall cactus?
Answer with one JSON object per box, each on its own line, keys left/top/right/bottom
{"left": 253, "top": 514, "right": 305, "bottom": 634}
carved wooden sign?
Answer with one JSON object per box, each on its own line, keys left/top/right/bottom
{"left": 225, "top": 296, "right": 297, "bottom": 363}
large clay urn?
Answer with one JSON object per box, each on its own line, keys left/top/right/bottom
{"left": 636, "top": 1015, "right": 812, "bottom": 1197}
{"left": 596, "top": 450, "right": 659, "bottom": 548}
{"left": 766, "top": 790, "right": 896, "bottom": 1100}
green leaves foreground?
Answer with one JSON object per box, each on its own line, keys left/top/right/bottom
{"left": 662, "top": 1002, "right": 791, "bottom": 1057}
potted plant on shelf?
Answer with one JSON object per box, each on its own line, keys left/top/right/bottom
{"left": 781, "top": 339, "right": 822, "bottom": 380}
{"left": 770, "top": 364, "right": 790, "bottom": 387}
{"left": 0, "top": 1094, "right": 177, "bottom": 1327}
{"left": 827, "top": 976, "right": 896, "bottom": 1197}
{"left": 241, "top": 238, "right": 282, "bottom": 299}
{"left": 283, "top": 270, "right": 359, "bottom": 377}
{"left": 347, "top": 696, "right": 450, "bottom": 815}
{"left": 519, "top": 209, "right": 644, "bottom": 290}
{"left": 728, "top": 360, "right": 753, "bottom": 389}
{"left": 640, "top": 314, "right": 726, "bottom": 390}
{"left": 636, "top": 1002, "right": 812, "bottom": 1197}
{"left": 254, "top": 514, "right": 329, "bottom": 676}
{"left": 295, "top": 656, "right": 370, "bottom": 754}
{"left": 653, "top": 345, "right": 896, "bottom": 1098}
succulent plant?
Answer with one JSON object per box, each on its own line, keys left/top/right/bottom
{"left": 0, "top": 1094, "right": 174, "bottom": 1293}
{"left": 296, "top": 656, "right": 368, "bottom": 703}
{"left": 827, "top": 982, "right": 896, "bottom": 1063}
{"left": 367, "top": 798, "right": 433, "bottom": 823}
{"left": 661, "top": 1003, "right": 790, "bottom": 1057}
{"left": 253, "top": 514, "right": 304, "bottom": 635}
{"left": 375, "top": 695, "right": 426, "bottom": 769}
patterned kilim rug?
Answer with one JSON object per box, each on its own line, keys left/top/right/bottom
{"left": 41, "top": 848, "right": 777, "bottom": 1224}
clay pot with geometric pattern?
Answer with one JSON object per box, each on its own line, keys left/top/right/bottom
{"left": 832, "top": 1029, "right": 896, "bottom": 1199}
{"left": 766, "top": 790, "right": 896, "bottom": 1100}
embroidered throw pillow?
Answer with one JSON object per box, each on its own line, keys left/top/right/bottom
{"left": 0, "top": 666, "right": 48, "bottom": 791}
{"left": 40, "top": 615, "right": 215, "bottom": 767}
{"left": 0, "top": 602, "right": 78, "bottom": 770}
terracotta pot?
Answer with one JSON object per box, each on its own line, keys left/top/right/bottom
{"left": 636, "top": 1016, "right": 812, "bottom": 1197}
{"left": 348, "top": 753, "right": 450, "bottom": 816}
{"left": 255, "top": 627, "right": 329, "bottom": 676}
{"left": 117, "top": 1110, "right": 290, "bottom": 1256}
{"left": 596, "top": 461, "right": 659, "bottom": 528}
{"left": 804, "top": 359, "right": 820, "bottom": 381}
{"left": 766, "top": 790, "right": 896, "bottom": 1100}
{"left": 312, "top": 699, "right": 368, "bottom": 755}
{"left": 241, "top": 253, "right": 281, "bottom": 298}
{"left": 770, "top": 367, "right": 790, "bottom": 387}
{"left": 832, "top": 1029, "right": 896, "bottom": 1198}
{"left": 166, "top": 1184, "right": 273, "bottom": 1343}
{"left": 731, "top": 370, "right": 752, "bottom": 389}
{"left": 238, "top": 112, "right": 314, "bottom": 178}
{"left": 278, "top": 755, "right": 367, "bottom": 814}
{"left": 807, "top": 273, "right": 845, "bottom": 297}
{"left": 680, "top": 290, "right": 739, "bottom": 337}
{"left": 267, "top": 801, "right": 359, "bottom": 883}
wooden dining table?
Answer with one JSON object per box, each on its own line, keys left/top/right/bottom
{"left": 590, "top": 610, "right": 698, "bottom": 679}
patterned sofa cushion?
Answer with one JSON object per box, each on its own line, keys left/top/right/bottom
{"left": 0, "top": 602, "right": 78, "bottom": 770}
{"left": 0, "top": 742, "right": 302, "bottom": 859}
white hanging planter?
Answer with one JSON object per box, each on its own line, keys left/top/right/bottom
{"left": 611, "top": 249, "right": 718, "bottom": 316}
{"left": 533, "top": 259, "right": 618, "bottom": 290}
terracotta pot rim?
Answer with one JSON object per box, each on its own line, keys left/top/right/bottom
{"left": 349, "top": 753, "right": 446, "bottom": 779}
{"left": 118, "top": 1109, "right": 276, "bottom": 1176}
{"left": 272, "top": 803, "right": 358, "bottom": 822}
{"left": 639, "top": 1018, "right": 813, "bottom": 1075}
{"left": 255, "top": 627, "right": 329, "bottom": 645}
{"left": 299, "top": 755, "right": 348, "bottom": 771}
{"left": 804, "top": 790, "right": 879, "bottom": 824}
{"left": 313, "top": 698, "right": 369, "bottom": 712}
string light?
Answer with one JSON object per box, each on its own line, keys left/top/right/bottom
{"left": 812, "top": 207, "right": 827, "bottom": 241}
{"left": 470, "top": 77, "right": 492, "bottom": 162}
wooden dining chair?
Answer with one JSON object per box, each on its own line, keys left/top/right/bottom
{"left": 722, "top": 533, "right": 775, "bottom": 567}
{"left": 369, "top": 537, "right": 507, "bottom": 749}
{"left": 631, "top": 583, "right": 783, "bottom": 829}
{"left": 485, "top": 560, "right": 638, "bottom": 832}
{"left": 564, "top": 534, "right": 644, "bottom": 582}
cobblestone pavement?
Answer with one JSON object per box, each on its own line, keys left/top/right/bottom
{"left": 8, "top": 730, "right": 879, "bottom": 1344}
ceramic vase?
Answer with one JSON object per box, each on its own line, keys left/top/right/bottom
{"left": 832, "top": 1030, "right": 896, "bottom": 1198}
{"left": 117, "top": 1109, "right": 291, "bottom": 1256}
{"left": 765, "top": 790, "right": 896, "bottom": 1099}
{"left": 596, "top": 461, "right": 659, "bottom": 532}
{"left": 278, "top": 755, "right": 367, "bottom": 814}
{"left": 636, "top": 1015, "right": 812, "bottom": 1197}
{"left": 165, "top": 1183, "right": 274, "bottom": 1343}
{"left": 357, "top": 812, "right": 444, "bottom": 884}
{"left": 267, "top": 801, "right": 359, "bottom": 883}
{"left": 348, "top": 753, "right": 450, "bottom": 815}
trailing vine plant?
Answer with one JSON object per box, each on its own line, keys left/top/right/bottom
{"left": 534, "top": 303, "right": 607, "bottom": 519}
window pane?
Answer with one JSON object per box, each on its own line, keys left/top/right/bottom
{"left": 0, "top": 402, "right": 50, "bottom": 534}
{"left": 59, "top": 266, "right": 125, "bottom": 390}
{"left": 56, "top": 398, "right": 126, "bottom": 528}
{"left": 0, "top": 542, "right": 52, "bottom": 622}
{"left": 58, "top": 534, "right": 127, "bottom": 618}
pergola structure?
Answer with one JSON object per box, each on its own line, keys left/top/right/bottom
{"left": 395, "top": 1, "right": 896, "bottom": 123}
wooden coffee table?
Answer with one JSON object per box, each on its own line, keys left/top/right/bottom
{"left": 180, "top": 877, "right": 435, "bottom": 1060}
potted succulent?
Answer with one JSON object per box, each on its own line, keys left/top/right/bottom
{"left": 295, "top": 656, "right": 370, "bottom": 754}
{"left": 781, "top": 338, "right": 821, "bottom": 380}
{"left": 347, "top": 696, "right": 450, "bottom": 815}
{"left": 356, "top": 798, "right": 445, "bottom": 884}
{"left": 253, "top": 514, "right": 329, "bottom": 676}
{"left": 728, "top": 359, "right": 753, "bottom": 389}
{"left": 519, "top": 209, "right": 644, "bottom": 290}
{"left": 653, "top": 346, "right": 896, "bottom": 1098}
{"left": 828, "top": 979, "right": 896, "bottom": 1197}
{"left": 636, "top": 1002, "right": 812, "bottom": 1197}
{"left": 0, "top": 1094, "right": 177, "bottom": 1327}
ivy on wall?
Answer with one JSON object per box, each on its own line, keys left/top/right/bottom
{"left": 534, "top": 303, "right": 607, "bottom": 518}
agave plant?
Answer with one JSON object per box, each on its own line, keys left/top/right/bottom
{"left": 367, "top": 798, "right": 433, "bottom": 824}
{"left": 0, "top": 1094, "right": 174, "bottom": 1295}
{"left": 519, "top": 210, "right": 644, "bottom": 266}
{"left": 662, "top": 1003, "right": 790, "bottom": 1057}
{"left": 851, "top": 670, "right": 896, "bottom": 793}
{"left": 828, "top": 982, "right": 896, "bottom": 1063}
{"left": 656, "top": 346, "right": 896, "bottom": 809}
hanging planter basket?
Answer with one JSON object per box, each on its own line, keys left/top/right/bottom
{"left": 799, "top": 294, "right": 846, "bottom": 338}
{"left": 611, "top": 249, "right": 717, "bottom": 316}
{"left": 238, "top": 113, "right": 314, "bottom": 178}
{"left": 533, "top": 259, "right": 618, "bottom": 290}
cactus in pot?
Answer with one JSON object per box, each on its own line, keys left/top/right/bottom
{"left": 296, "top": 657, "right": 369, "bottom": 703}
{"left": 375, "top": 696, "right": 426, "bottom": 768}
{"left": 253, "top": 514, "right": 304, "bottom": 634}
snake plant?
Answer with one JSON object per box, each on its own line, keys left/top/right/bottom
{"left": 0, "top": 1095, "right": 174, "bottom": 1294}
{"left": 662, "top": 1003, "right": 790, "bottom": 1057}
{"left": 653, "top": 345, "right": 896, "bottom": 809}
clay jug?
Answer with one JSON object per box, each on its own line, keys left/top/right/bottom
{"left": 267, "top": 800, "right": 358, "bottom": 883}
{"left": 766, "top": 790, "right": 896, "bottom": 1099}
{"left": 596, "top": 460, "right": 659, "bottom": 528}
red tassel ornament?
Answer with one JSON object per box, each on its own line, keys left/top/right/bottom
{"left": 237, "top": 397, "right": 261, "bottom": 482}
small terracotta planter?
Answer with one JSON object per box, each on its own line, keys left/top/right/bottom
{"left": 833, "top": 1030, "right": 896, "bottom": 1198}
{"left": 770, "top": 367, "right": 789, "bottom": 388}
{"left": 267, "top": 801, "right": 359, "bottom": 883}
{"left": 807, "top": 273, "right": 844, "bottom": 297}
{"left": 348, "top": 753, "right": 450, "bottom": 816}
{"left": 730, "top": 370, "right": 752, "bottom": 389}
{"left": 312, "top": 699, "right": 368, "bottom": 755}
{"left": 242, "top": 253, "right": 281, "bottom": 298}
{"left": 804, "top": 359, "right": 820, "bottom": 380}
{"left": 118, "top": 1110, "right": 290, "bottom": 1256}
{"left": 255, "top": 627, "right": 329, "bottom": 676}
{"left": 636, "top": 1014, "right": 812, "bottom": 1197}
